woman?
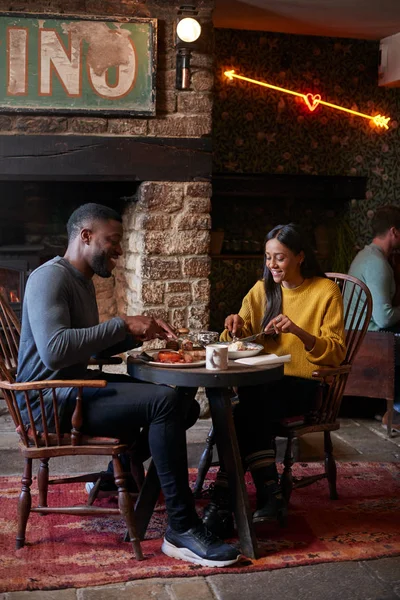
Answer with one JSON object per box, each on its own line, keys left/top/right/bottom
{"left": 203, "top": 223, "right": 346, "bottom": 537}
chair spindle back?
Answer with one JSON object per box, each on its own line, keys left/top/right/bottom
{"left": 326, "top": 272, "right": 372, "bottom": 364}
{"left": 0, "top": 292, "right": 20, "bottom": 375}
{"left": 311, "top": 273, "right": 372, "bottom": 424}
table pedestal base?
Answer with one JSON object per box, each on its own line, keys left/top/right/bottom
{"left": 207, "top": 387, "right": 259, "bottom": 559}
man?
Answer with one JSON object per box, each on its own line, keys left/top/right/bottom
{"left": 17, "top": 202, "right": 239, "bottom": 567}
{"left": 348, "top": 204, "right": 400, "bottom": 431}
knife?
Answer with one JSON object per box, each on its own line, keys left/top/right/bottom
{"left": 228, "top": 332, "right": 266, "bottom": 344}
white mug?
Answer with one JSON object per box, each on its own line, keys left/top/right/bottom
{"left": 206, "top": 344, "right": 228, "bottom": 371}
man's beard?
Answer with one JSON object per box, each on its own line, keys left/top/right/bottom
{"left": 90, "top": 252, "right": 113, "bottom": 278}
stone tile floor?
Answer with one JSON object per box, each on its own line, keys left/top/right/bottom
{"left": 1, "top": 400, "right": 400, "bottom": 599}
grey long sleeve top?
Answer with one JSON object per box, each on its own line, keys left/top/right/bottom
{"left": 17, "top": 257, "right": 139, "bottom": 428}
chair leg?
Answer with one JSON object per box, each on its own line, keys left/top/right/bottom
{"left": 130, "top": 455, "right": 145, "bottom": 492}
{"left": 113, "top": 455, "right": 144, "bottom": 561}
{"left": 324, "top": 431, "right": 338, "bottom": 500}
{"left": 38, "top": 458, "right": 49, "bottom": 509}
{"left": 87, "top": 477, "right": 102, "bottom": 506}
{"left": 386, "top": 399, "right": 394, "bottom": 438}
{"left": 280, "top": 435, "right": 294, "bottom": 504}
{"left": 16, "top": 458, "right": 32, "bottom": 549}
{"left": 193, "top": 424, "right": 215, "bottom": 498}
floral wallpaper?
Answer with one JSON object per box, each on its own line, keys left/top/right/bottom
{"left": 209, "top": 29, "right": 400, "bottom": 330}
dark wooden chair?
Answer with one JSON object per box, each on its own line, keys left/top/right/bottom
{"left": 274, "top": 273, "right": 372, "bottom": 503}
{"left": 0, "top": 293, "right": 146, "bottom": 557}
{"left": 0, "top": 356, "right": 143, "bottom": 558}
{"left": 0, "top": 292, "right": 146, "bottom": 504}
{"left": 193, "top": 273, "right": 372, "bottom": 506}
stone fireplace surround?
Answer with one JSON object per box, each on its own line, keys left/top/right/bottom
{"left": 0, "top": 0, "right": 215, "bottom": 333}
{"left": 0, "top": 170, "right": 213, "bottom": 333}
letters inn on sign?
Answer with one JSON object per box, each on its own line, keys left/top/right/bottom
{"left": 0, "top": 13, "right": 157, "bottom": 115}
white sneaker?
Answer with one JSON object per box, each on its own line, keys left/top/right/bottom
{"left": 85, "top": 482, "right": 95, "bottom": 494}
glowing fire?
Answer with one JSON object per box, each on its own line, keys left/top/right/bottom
{"left": 0, "top": 287, "right": 20, "bottom": 303}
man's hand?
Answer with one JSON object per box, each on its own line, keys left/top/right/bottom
{"left": 124, "top": 316, "right": 177, "bottom": 342}
{"left": 224, "top": 314, "right": 244, "bottom": 337}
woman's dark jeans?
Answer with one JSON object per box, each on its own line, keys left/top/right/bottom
{"left": 234, "top": 375, "right": 321, "bottom": 460}
{"left": 61, "top": 372, "right": 200, "bottom": 533}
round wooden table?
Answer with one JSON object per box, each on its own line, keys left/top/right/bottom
{"left": 127, "top": 357, "right": 284, "bottom": 559}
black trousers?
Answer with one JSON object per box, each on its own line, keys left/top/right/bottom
{"left": 234, "top": 376, "right": 320, "bottom": 463}
{"left": 62, "top": 373, "right": 200, "bottom": 532}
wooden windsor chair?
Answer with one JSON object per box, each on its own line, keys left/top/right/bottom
{"left": 0, "top": 357, "right": 143, "bottom": 558}
{"left": 274, "top": 273, "right": 372, "bottom": 503}
{"left": 0, "top": 291, "right": 147, "bottom": 504}
{"left": 0, "top": 292, "right": 144, "bottom": 558}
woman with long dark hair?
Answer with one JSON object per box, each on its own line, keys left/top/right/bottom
{"left": 203, "top": 223, "right": 346, "bottom": 537}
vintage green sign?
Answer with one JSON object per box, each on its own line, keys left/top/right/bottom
{"left": 0, "top": 13, "right": 157, "bottom": 115}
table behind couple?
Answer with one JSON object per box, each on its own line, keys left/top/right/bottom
{"left": 127, "top": 356, "right": 284, "bottom": 559}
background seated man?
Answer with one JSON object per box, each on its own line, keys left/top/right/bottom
{"left": 348, "top": 204, "right": 400, "bottom": 431}
{"left": 17, "top": 202, "right": 239, "bottom": 568}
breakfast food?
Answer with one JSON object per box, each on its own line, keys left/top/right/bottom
{"left": 157, "top": 349, "right": 194, "bottom": 364}
{"left": 166, "top": 328, "right": 194, "bottom": 351}
{"left": 165, "top": 340, "right": 180, "bottom": 351}
{"left": 228, "top": 340, "right": 247, "bottom": 351}
{"left": 180, "top": 337, "right": 194, "bottom": 351}
{"left": 188, "top": 349, "right": 206, "bottom": 360}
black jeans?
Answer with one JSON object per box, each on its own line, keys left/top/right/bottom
{"left": 234, "top": 376, "right": 320, "bottom": 461}
{"left": 62, "top": 373, "right": 200, "bottom": 532}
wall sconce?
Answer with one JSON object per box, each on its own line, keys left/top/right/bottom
{"left": 176, "top": 5, "right": 201, "bottom": 90}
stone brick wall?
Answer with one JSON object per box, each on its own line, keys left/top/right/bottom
{"left": 115, "top": 181, "right": 211, "bottom": 329}
{"left": 0, "top": 0, "right": 215, "bottom": 330}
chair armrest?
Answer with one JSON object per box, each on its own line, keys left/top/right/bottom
{"left": 0, "top": 379, "right": 107, "bottom": 391}
{"left": 89, "top": 357, "right": 123, "bottom": 366}
{"left": 312, "top": 365, "right": 351, "bottom": 379}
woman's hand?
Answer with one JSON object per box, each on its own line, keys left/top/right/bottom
{"left": 264, "top": 314, "right": 296, "bottom": 335}
{"left": 264, "top": 314, "right": 316, "bottom": 351}
{"left": 224, "top": 314, "right": 244, "bottom": 337}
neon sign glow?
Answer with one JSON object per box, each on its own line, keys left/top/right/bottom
{"left": 224, "top": 70, "right": 390, "bottom": 130}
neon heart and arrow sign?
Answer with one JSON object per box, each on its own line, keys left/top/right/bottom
{"left": 224, "top": 70, "right": 390, "bottom": 130}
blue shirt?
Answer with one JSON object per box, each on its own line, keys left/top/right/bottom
{"left": 348, "top": 243, "right": 400, "bottom": 331}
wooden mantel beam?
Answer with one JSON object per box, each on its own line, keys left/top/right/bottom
{"left": 0, "top": 135, "right": 212, "bottom": 182}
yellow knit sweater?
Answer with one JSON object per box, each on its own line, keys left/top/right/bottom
{"left": 221, "top": 277, "right": 346, "bottom": 379}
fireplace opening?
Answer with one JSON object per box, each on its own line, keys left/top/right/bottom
{"left": 0, "top": 180, "right": 139, "bottom": 315}
{"left": 0, "top": 267, "right": 21, "bottom": 304}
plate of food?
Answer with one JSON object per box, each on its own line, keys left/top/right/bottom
{"left": 134, "top": 349, "right": 206, "bottom": 368}
{"left": 219, "top": 341, "right": 264, "bottom": 359}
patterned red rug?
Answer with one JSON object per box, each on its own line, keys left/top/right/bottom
{"left": 1, "top": 462, "right": 399, "bottom": 592}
